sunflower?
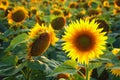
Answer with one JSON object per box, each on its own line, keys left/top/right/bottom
{"left": 0, "top": 0, "right": 9, "bottom": 10}
{"left": 7, "top": 6, "right": 28, "bottom": 24}
{"left": 69, "top": 2, "right": 79, "bottom": 9}
{"left": 113, "top": 8, "right": 120, "bottom": 15}
{"left": 106, "top": 63, "right": 120, "bottom": 77}
{"left": 51, "top": 16, "right": 66, "bottom": 30}
{"left": 114, "top": 0, "right": 120, "bottom": 9}
{"left": 103, "top": 0, "right": 110, "bottom": 7}
{"left": 62, "top": 19, "right": 107, "bottom": 64}
{"left": 28, "top": 23, "right": 58, "bottom": 57}
{"left": 112, "top": 48, "right": 120, "bottom": 55}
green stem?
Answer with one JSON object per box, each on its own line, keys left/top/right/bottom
{"left": 86, "top": 64, "right": 89, "bottom": 80}
{"left": 21, "top": 70, "right": 27, "bottom": 80}
{"left": 26, "top": 68, "right": 32, "bottom": 80}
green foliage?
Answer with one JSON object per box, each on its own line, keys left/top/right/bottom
{"left": 50, "top": 60, "right": 78, "bottom": 76}
{"left": 5, "top": 33, "right": 28, "bottom": 51}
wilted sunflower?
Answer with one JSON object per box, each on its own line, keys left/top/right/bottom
{"left": 7, "top": 6, "right": 28, "bottom": 24}
{"left": 28, "top": 23, "right": 58, "bottom": 57}
{"left": 62, "top": 19, "right": 107, "bottom": 64}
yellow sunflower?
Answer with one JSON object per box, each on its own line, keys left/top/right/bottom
{"left": 112, "top": 48, "right": 120, "bottom": 55}
{"left": 0, "top": 0, "right": 9, "bottom": 10}
{"left": 111, "top": 68, "right": 120, "bottom": 77}
{"left": 28, "top": 23, "right": 58, "bottom": 57}
{"left": 103, "top": 0, "right": 110, "bottom": 7}
{"left": 62, "top": 19, "right": 107, "bottom": 64}
{"left": 106, "top": 63, "right": 120, "bottom": 77}
{"left": 114, "top": 0, "right": 120, "bottom": 9}
{"left": 7, "top": 6, "right": 28, "bottom": 25}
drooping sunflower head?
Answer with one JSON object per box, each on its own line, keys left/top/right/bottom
{"left": 7, "top": 6, "right": 28, "bottom": 24}
{"left": 62, "top": 19, "right": 108, "bottom": 64}
{"left": 0, "top": 0, "right": 9, "bottom": 10}
{"left": 28, "top": 23, "right": 58, "bottom": 57}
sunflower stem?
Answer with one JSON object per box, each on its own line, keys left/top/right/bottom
{"left": 86, "top": 64, "right": 90, "bottom": 80}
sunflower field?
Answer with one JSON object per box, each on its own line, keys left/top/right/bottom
{"left": 0, "top": 0, "right": 120, "bottom": 80}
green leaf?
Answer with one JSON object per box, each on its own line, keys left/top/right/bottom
{"left": 107, "top": 37, "right": 116, "bottom": 44}
{"left": 97, "top": 65, "right": 105, "bottom": 77}
{"left": 50, "top": 60, "right": 78, "bottom": 76}
{"left": 25, "top": 60, "right": 51, "bottom": 71}
{"left": 91, "top": 2, "right": 98, "bottom": 9}
{"left": 0, "top": 64, "right": 24, "bottom": 76}
{"left": 1, "top": 55, "right": 18, "bottom": 66}
{"left": 5, "top": 33, "right": 28, "bottom": 51}
{"left": 89, "top": 62, "right": 102, "bottom": 70}
{"left": 73, "top": 73, "right": 85, "bottom": 80}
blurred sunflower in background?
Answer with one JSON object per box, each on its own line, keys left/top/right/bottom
{"left": 28, "top": 23, "right": 58, "bottom": 57}
{"left": 7, "top": 6, "right": 28, "bottom": 25}
{"left": 51, "top": 16, "right": 66, "bottom": 30}
{"left": 0, "top": 0, "right": 9, "bottom": 10}
{"left": 114, "top": 0, "right": 120, "bottom": 9}
{"left": 62, "top": 19, "right": 107, "bottom": 64}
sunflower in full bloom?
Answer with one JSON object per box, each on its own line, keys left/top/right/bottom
{"left": 28, "top": 23, "right": 58, "bottom": 57}
{"left": 7, "top": 6, "right": 28, "bottom": 25}
{"left": 62, "top": 19, "right": 107, "bottom": 64}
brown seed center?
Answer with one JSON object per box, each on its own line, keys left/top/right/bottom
{"left": 75, "top": 34, "right": 95, "bottom": 52}
{"left": 12, "top": 9, "right": 26, "bottom": 23}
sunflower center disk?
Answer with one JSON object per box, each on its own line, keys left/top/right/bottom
{"left": 76, "top": 34, "right": 94, "bottom": 51}
{"left": 12, "top": 10, "right": 25, "bottom": 22}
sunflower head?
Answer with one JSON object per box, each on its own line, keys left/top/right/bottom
{"left": 28, "top": 23, "right": 58, "bottom": 57}
{"left": 88, "top": 9, "right": 102, "bottom": 16}
{"left": 95, "top": 19, "right": 109, "bottom": 35}
{"left": 51, "top": 16, "right": 66, "bottom": 30}
{"left": 0, "top": 0, "right": 9, "bottom": 10}
{"left": 69, "top": 2, "right": 79, "bottom": 9}
{"left": 103, "top": 0, "right": 110, "bottom": 7}
{"left": 62, "top": 19, "right": 108, "bottom": 64}
{"left": 7, "top": 6, "right": 28, "bottom": 24}
{"left": 63, "top": 9, "right": 72, "bottom": 18}
{"left": 50, "top": 9, "right": 62, "bottom": 16}
{"left": 30, "top": 7, "right": 37, "bottom": 15}
{"left": 114, "top": 0, "right": 120, "bottom": 8}
{"left": 113, "top": 8, "right": 120, "bottom": 15}
{"left": 106, "top": 63, "right": 120, "bottom": 77}
{"left": 57, "top": 73, "right": 70, "bottom": 80}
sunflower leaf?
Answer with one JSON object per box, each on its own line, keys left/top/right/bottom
{"left": 5, "top": 33, "right": 28, "bottom": 51}
{"left": 49, "top": 60, "right": 78, "bottom": 76}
